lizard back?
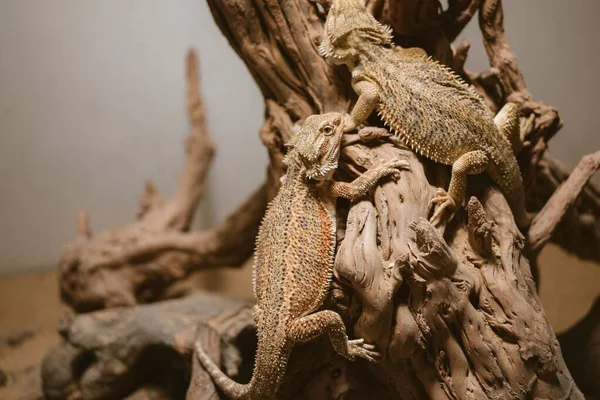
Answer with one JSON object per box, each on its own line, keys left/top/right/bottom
{"left": 356, "top": 46, "right": 510, "bottom": 167}
{"left": 253, "top": 172, "right": 336, "bottom": 326}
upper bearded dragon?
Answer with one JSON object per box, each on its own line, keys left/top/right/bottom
{"left": 320, "top": 0, "right": 531, "bottom": 228}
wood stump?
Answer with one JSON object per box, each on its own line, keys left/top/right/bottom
{"left": 44, "top": 0, "right": 600, "bottom": 398}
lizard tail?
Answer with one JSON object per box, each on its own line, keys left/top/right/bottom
{"left": 494, "top": 102, "right": 533, "bottom": 229}
{"left": 195, "top": 340, "right": 251, "bottom": 399}
{"left": 494, "top": 102, "right": 522, "bottom": 154}
{"left": 506, "top": 184, "right": 533, "bottom": 229}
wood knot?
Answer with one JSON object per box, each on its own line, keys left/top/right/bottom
{"left": 467, "top": 197, "right": 495, "bottom": 256}
{"left": 407, "top": 218, "right": 457, "bottom": 280}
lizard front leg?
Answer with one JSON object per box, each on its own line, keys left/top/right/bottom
{"left": 344, "top": 80, "right": 381, "bottom": 132}
{"left": 288, "top": 310, "right": 380, "bottom": 362}
{"left": 430, "top": 150, "right": 489, "bottom": 226}
{"left": 329, "top": 159, "right": 410, "bottom": 200}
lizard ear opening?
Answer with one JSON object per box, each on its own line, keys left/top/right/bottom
{"left": 285, "top": 131, "right": 300, "bottom": 149}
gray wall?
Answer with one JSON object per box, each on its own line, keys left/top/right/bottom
{"left": 0, "top": 1, "right": 598, "bottom": 275}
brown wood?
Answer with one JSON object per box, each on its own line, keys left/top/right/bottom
{"left": 41, "top": 293, "right": 253, "bottom": 400}
{"left": 529, "top": 151, "right": 600, "bottom": 254}
{"left": 46, "top": 0, "right": 600, "bottom": 398}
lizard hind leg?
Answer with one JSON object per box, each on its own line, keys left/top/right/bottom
{"left": 494, "top": 102, "right": 522, "bottom": 154}
{"left": 430, "top": 150, "right": 489, "bottom": 226}
{"left": 288, "top": 310, "right": 380, "bottom": 363}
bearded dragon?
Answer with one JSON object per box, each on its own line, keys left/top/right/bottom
{"left": 196, "top": 112, "right": 409, "bottom": 399}
{"left": 320, "top": 0, "right": 531, "bottom": 228}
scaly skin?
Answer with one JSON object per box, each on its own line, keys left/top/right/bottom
{"left": 196, "top": 112, "right": 409, "bottom": 399}
{"left": 320, "top": 0, "right": 531, "bottom": 228}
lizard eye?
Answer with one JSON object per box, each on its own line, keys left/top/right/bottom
{"left": 323, "top": 125, "right": 334, "bottom": 136}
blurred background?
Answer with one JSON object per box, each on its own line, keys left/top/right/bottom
{"left": 0, "top": 1, "right": 598, "bottom": 338}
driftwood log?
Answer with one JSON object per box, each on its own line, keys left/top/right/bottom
{"left": 45, "top": 0, "right": 600, "bottom": 398}
{"left": 41, "top": 293, "right": 253, "bottom": 400}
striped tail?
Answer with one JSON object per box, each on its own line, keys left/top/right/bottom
{"left": 195, "top": 341, "right": 251, "bottom": 399}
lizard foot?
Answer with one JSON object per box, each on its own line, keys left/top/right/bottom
{"left": 379, "top": 159, "right": 411, "bottom": 180}
{"left": 429, "top": 188, "right": 457, "bottom": 226}
{"left": 347, "top": 338, "right": 381, "bottom": 363}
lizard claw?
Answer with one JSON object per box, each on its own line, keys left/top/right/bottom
{"left": 381, "top": 158, "right": 411, "bottom": 180}
{"left": 347, "top": 338, "right": 381, "bottom": 363}
{"left": 429, "top": 188, "right": 457, "bottom": 226}
{"left": 388, "top": 158, "right": 411, "bottom": 170}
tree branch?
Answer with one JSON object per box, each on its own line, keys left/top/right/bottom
{"left": 530, "top": 153, "right": 600, "bottom": 260}
{"left": 443, "top": 0, "right": 482, "bottom": 42}
{"left": 137, "top": 49, "right": 215, "bottom": 230}
{"left": 58, "top": 50, "right": 267, "bottom": 312}
{"left": 60, "top": 184, "right": 266, "bottom": 312}
{"left": 529, "top": 151, "right": 600, "bottom": 253}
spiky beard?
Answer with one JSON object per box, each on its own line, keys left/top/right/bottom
{"left": 306, "top": 161, "right": 338, "bottom": 180}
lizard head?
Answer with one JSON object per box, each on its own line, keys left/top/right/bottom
{"left": 319, "top": 0, "right": 393, "bottom": 64}
{"left": 285, "top": 113, "right": 345, "bottom": 180}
